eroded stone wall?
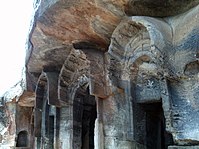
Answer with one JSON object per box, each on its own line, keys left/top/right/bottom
{"left": 1, "top": 0, "right": 199, "bottom": 149}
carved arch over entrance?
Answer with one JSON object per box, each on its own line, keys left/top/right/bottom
{"left": 107, "top": 17, "right": 173, "bottom": 148}
{"left": 58, "top": 49, "right": 90, "bottom": 103}
{"left": 108, "top": 7, "right": 199, "bottom": 146}
{"left": 108, "top": 17, "right": 172, "bottom": 83}
{"left": 57, "top": 49, "right": 97, "bottom": 149}
{"left": 34, "top": 72, "right": 58, "bottom": 149}
{"left": 34, "top": 73, "right": 48, "bottom": 138}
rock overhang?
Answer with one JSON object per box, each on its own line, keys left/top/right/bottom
{"left": 27, "top": 0, "right": 199, "bottom": 75}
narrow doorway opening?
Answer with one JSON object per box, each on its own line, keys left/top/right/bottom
{"left": 141, "top": 102, "right": 173, "bottom": 149}
{"left": 47, "top": 115, "right": 55, "bottom": 149}
{"left": 73, "top": 87, "right": 97, "bottom": 149}
{"left": 16, "top": 130, "right": 28, "bottom": 147}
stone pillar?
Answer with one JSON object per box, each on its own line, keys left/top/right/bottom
{"left": 163, "top": 5, "right": 199, "bottom": 145}
{"left": 168, "top": 77, "right": 199, "bottom": 145}
{"left": 94, "top": 97, "right": 104, "bottom": 149}
{"left": 99, "top": 83, "right": 146, "bottom": 149}
{"left": 81, "top": 49, "right": 109, "bottom": 98}
{"left": 58, "top": 105, "right": 73, "bottom": 149}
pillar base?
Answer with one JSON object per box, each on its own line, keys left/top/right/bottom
{"left": 104, "top": 137, "right": 146, "bottom": 149}
{"left": 168, "top": 146, "right": 199, "bottom": 149}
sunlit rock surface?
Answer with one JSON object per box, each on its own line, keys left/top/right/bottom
{"left": 27, "top": 0, "right": 199, "bottom": 73}
{"left": 1, "top": 0, "right": 199, "bottom": 148}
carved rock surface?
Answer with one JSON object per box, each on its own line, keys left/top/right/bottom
{"left": 27, "top": 0, "right": 199, "bottom": 74}
{"left": 126, "top": 0, "right": 199, "bottom": 17}
{"left": 2, "top": 0, "right": 199, "bottom": 148}
{"left": 108, "top": 4, "right": 199, "bottom": 146}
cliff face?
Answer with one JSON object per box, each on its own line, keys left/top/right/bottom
{"left": 1, "top": 0, "right": 199, "bottom": 148}
{"left": 27, "top": 0, "right": 199, "bottom": 74}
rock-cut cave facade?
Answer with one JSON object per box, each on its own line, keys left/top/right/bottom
{"left": 0, "top": 0, "right": 199, "bottom": 149}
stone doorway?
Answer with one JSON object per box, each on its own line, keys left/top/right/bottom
{"left": 141, "top": 102, "right": 173, "bottom": 149}
{"left": 73, "top": 87, "right": 97, "bottom": 149}
{"left": 16, "top": 130, "right": 28, "bottom": 147}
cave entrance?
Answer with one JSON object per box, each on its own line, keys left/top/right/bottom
{"left": 73, "top": 87, "right": 97, "bottom": 149}
{"left": 141, "top": 102, "right": 173, "bottom": 149}
{"left": 16, "top": 130, "right": 28, "bottom": 147}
